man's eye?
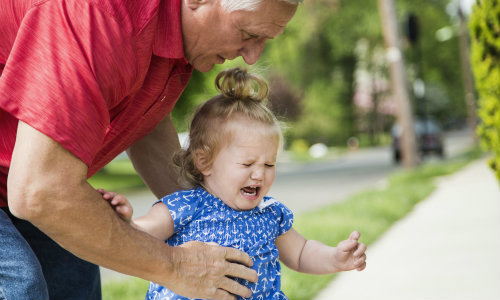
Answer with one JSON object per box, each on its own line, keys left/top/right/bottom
{"left": 242, "top": 31, "right": 258, "bottom": 41}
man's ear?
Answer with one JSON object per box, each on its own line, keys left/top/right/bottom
{"left": 194, "top": 149, "right": 211, "bottom": 176}
{"left": 185, "top": 0, "right": 211, "bottom": 10}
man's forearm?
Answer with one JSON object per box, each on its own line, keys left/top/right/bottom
{"left": 7, "top": 121, "right": 177, "bottom": 286}
{"left": 33, "top": 183, "right": 176, "bottom": 284}
{"left": 127, "top": 114, "right": 182, "bottom": 199}
{"left": 10, "top": 171, "right": 178, "bottom": 286}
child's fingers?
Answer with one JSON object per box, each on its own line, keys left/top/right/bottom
{"left": 112, "top": 194, "right": 130, "bottom": 207}
{"left": 116, "top": 204, "right": 132, "bottom": 216}
{"left": 348, "top": 230, "right": 360, "bottom": 241}
{"left": 356, "top": 261, "right": 367, "bottom": 271}
{"left": 97, "top": 188, "right": 108, "bottom": 196}
{"left": 353, "top": 243, "right": 367, "bottom": 257}
{"left": 102, "top": 192, "right": 117, "bottom": 200}
{"left": 110, "top": 194, "right": 124, "bottom": 205}
{"left": 113, "top": 195, "right": 131, "bottom": 208}
{"left": 337, "top": 239, "right": 358, "bottom": 253}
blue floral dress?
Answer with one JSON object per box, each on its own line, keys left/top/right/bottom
{"left": 146, "top": 188, "right": 294, "bottom": 300}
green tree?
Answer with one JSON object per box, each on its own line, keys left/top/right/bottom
{"left": 263, "top": 0, "right": 381, "bottom": 146}
{"left": 469, "top": 0, "right": 500, "bottom": 181}
{"left": 173, "top": 0, "right": 466, "bottom": 149}
{"left": 399, "top": 0, "right": 466, "bottom": 125}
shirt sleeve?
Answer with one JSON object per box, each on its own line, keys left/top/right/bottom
{"left": 0, "top": 1, "right": 134, "bottom": 166}
{"left": 161, "top": 191, "right": 199, "bottom": 233}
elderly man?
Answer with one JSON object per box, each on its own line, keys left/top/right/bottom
{"left": 0, "top": 0, "right": 299, "bottom": 299}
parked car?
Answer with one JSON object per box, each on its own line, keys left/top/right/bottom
{"left": 391, "top": 118, "right": 445, "bottom": 163}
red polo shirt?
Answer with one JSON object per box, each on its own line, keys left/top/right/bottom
{"left": 0, "top": 0, "right": 193, "bottom": 207}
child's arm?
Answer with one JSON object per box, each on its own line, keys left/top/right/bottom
{"left": 98, "top": 189, "right": 174, "bottom": 241}
{"left": 275, "top": 228, "right": 367, "bottom": 274}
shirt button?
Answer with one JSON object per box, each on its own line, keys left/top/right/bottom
{"left": 161, "top": 95, "right": 166, "bottom": 102}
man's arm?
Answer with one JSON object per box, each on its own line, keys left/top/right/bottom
{"left": 8, "top": 121, "right": 257, "bottom": 299}
{"left": 127, "top": 114, "right": 182, "bottom": 199}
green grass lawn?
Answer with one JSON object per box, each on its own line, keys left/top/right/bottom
{"left": 102, "top": 148, "right": 483, "bottom": 300}
{"left": 102, "top": 278, "right": 149, "bottom": 300}
{"left": 88, "top": 159, "right": 145, "bottom": 192}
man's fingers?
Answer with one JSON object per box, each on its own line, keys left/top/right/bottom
{"left": 172, "top": 242, "right": 257, "bottom": 299}
{"left": 224, "top": 246, "right": 254, "bottom": 268}
{"left": 218, "top": 276, "right": 252, "bottom": 299}
{"left": 212, "top": 288, "right": 237, "bottom": 300}
{"left": 225, "top": 260, "right": 258, "bottom": 283}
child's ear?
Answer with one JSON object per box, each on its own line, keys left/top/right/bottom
{"left": 194, "top": 149, "right": 211, "bottom": 176}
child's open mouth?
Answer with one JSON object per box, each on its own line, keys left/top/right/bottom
{"left": 241, "top": 186, "right": 260, "bottom": 196}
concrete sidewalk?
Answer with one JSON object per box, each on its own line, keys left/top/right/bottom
{"left": 314, "top": 158, "right": 500, "bottom": 300}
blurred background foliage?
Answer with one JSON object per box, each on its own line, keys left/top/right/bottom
{"left": 469, "top": 0, "right": 500, "bottom": 182}
{"left": 172, "top": 0, "right": 467, "bottom": 151}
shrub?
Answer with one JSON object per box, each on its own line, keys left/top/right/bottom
{"left": 469, "top": 0, "right": 500, "bottom": 181}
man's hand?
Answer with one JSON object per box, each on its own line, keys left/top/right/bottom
{"left": 167, "top": 241, "right": 258, "bottom": 299}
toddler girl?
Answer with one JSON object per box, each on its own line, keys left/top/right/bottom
{"left": 100, "top": 68, "right": 367, "bottom": 299}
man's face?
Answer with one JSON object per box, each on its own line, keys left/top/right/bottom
{"left": 181, "top": 0, "right": 297, "bottom": 72}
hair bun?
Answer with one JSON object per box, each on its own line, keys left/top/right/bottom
{"left": 215, "top": 68, "right": 269, "bottom": 103}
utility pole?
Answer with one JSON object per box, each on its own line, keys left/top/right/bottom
{"left": 458, "top": 8, "right": 478, "bottom": 144}
{"left": 378, "top": 0, "right": 418, "bottom": 167}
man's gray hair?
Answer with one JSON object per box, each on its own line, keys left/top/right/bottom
{"left": 220, "top": 0, "right": 302, "bottom": 12}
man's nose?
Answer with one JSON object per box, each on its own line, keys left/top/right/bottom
{"left": 240, "top": 41, "right": 266, "bottom": 65}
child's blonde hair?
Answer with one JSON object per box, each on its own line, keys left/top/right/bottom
{"left": 174, "top": 68, "right": 282, "bottom": 188}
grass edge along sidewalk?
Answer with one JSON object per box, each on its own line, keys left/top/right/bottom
{"left": 102, "top": 148, "right": 484, "bottom": 300}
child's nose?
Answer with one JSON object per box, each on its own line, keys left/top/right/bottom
{"left": 250, "top": 167, "right": 264, "bottom": 180}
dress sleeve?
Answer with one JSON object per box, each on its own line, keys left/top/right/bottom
{"left": 275, "top": 201, "right": 294, "bottom": 236}
{"left": 160, "top": 191, "right": 199, "bottom": 233}
{"left": 0, "top": 1, "right": 134, "bottom": 166}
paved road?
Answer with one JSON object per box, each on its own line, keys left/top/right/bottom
{"left": 100, "top": 129, "right": 476, "bottom": 283}
{"left": 270, "top": 128, "right": 475, "bottom": 213}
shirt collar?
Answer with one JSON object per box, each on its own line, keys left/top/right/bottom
{"left": 154, "top": 0, "right": 187, "bottom": 61}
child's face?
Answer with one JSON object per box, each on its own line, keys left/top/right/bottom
{"left": 201, "top": 121, "right": 279, "bottom": 211}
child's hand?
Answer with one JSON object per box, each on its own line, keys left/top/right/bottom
{"left": 97, "top": 188, "right": 133, "bottom": 222}
{"left": 333, "top": 231, "right": 367, "bottom": 272}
